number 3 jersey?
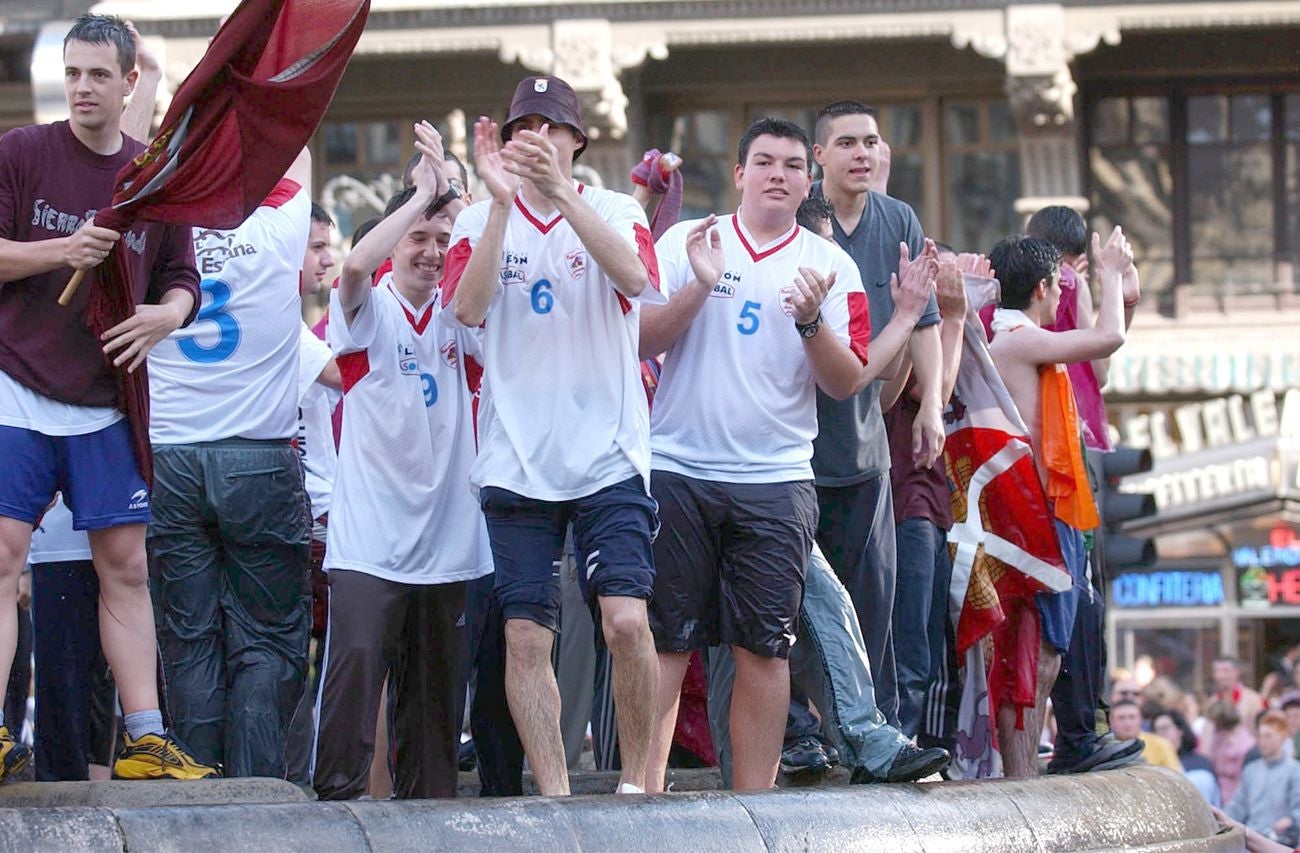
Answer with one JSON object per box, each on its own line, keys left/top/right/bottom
{"left": 325, "top": 276, "right": 492, "bottom": 585}
{"left": 442, "top": 183, "right": 665, "bottom": 501}
{"left": 650, "top": 214, "right": 871, "bottom": 483}
{"left": 148, "top": 180, "right": 309, "bottom": 444}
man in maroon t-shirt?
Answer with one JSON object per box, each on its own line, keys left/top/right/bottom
{"left": 0, "top": 14, "right": 214, "bottom": 781}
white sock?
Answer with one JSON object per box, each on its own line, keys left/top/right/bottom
{"left": 616, "top": 782, "right": 645, "bottom": 794}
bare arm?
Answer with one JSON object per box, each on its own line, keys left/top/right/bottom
{"left": 338, "top": 122, "right": 442, "bottom": 322}
{"left": 879, "top": 348, "right": 913, "bottom": 412}
{"left": 121, "top": 22, "right": 159, "bottom": 143}
{"left": 935, "top": 258, "right": 967, "bottom": 403}
{"left": 503, "top": 125, "right": 649, "bottom": 298}
{"left": 0, "top": 219, "right": 122, "bottom": 283}
{"left": 639, "top": 216, "right": 719, "bottom": 358}
{"left": 315, "top": 357, "right": 341, "bottom": 391}
{"left": 452, "top": 117, "right": 520, "bottom": 328}
{"left": 285, "top": 147, "right": 312, "bottom": 200}
{"left": 100, "top": 285, "right": 193, "bottom": 372}
{"left": 787, "top": 267, "right": 865, "bottom": 400}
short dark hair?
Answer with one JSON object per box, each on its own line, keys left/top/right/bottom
{"left": 814, "top": 100, "right": 875, "bottom": 146}
{"left": 1155, "top": 711, "right": 1198, "bottom": 755}
{"left": 65, "top": 14, "right": 135, "bottom": 74}
{"left": 350, "top": 216, "right": 380, "bottom": 249}
{"left": 1110, "top": 699, "right": 1140, "bottom": 714}
{"left": 737, "top": 117, "right": 811, "bottom": 167}
{"left": 796, "top": 196, "right": 833, "bottom": 233}
{"left": 989, "top": 235, "right": 1061, "bottom": 311}
{"left": 1025, "top": 205, "right": 1087, "bottom": 257}
{"left": 310, "top": 202, "right": 334, "bottom": 228}
{"left": 382, "top": 186, "right": 439, "bottom": 222}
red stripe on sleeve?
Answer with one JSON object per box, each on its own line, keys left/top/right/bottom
{"left": 464, "top": 354, "right": 485, "bottom": 449}
{"left": 633, "top": 222, "right": 661, "bottom": 295}
{"left": 372, "top": 258, "right": 392, "bottom": 287}
{"left": 263, "top": 179, "right": 302, "bottom": 209}
{"left": 440, "top": 238, "right": 474, "bottom": 308}
{"left": 847, "top": 291, "right": 871, "bottom": 366}
{"left": 337, "top": 351, "right": 371, "bottom": 394}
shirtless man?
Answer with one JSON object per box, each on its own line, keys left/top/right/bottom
{"left": 986, "top": 227, "right": 1132, "bottom": 778}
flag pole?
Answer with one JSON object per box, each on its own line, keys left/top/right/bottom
{"left": 58, "top": 268, "right": 87, "bottom": 306}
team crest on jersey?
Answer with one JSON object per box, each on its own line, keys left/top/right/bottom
{"left": 398, "top": 342, "right": 419, "bottom": 375}
{"left": 440, "top": 340, "right": 458, "bottom": 368}
{"left": 193, "top": 229, "right": 258, "bottom": 276}
{"left": 779, "top": 286, "right": 796, "bottom": 317}
{"left": 565, "top": 249, "right": 587, "bottom": 281}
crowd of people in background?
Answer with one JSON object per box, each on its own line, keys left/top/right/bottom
{"left": 5, "top": 15, "right": 1286, "bottom": 835}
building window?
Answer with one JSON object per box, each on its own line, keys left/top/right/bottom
{"left": 1088, "top": 95, "right": 1175, "bottom": 297}
{"left": 1088, "top": 88, "right": 1300, "bottom": 300}
{"left": 942, "top": 99, "right": 1020, "bottom": 256}
{"left": 317, "top": 120, "right": 412, "bottom": 242}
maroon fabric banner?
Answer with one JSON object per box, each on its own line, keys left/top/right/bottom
{"left": 84, "top": 0, "right": 370, "bottom": 484}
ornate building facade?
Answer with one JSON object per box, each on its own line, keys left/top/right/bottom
{"left": 8, "top": 0, "right": 1300, "bottom": 687}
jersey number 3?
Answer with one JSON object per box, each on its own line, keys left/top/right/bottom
{"left": 178, "top": 278, "right": 241, "bottom": 364}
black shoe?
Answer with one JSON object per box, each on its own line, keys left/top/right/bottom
{"left": 851, "top": 744, "right": 949, "bottom": 784}
{"left": 823, "top": 742, "right": 841, "bottom": 768}
{"left": 1046, "top": 737, "right": 1142, "bottom": 775}
{"left": 779, "top": 736, "right": 831, "bottom": 775}
{"left": 457, "top": 738, "right": 477, "bottom": 772}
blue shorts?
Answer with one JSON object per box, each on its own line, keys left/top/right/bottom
{"left": 0, "top": 419, "right": 150, "bottom": 530}
{"left": 479, "top": 475, "right": 658, "bottom": 631}
{"left": 1037, "top": 520, "right": 1088, "bottom": 655}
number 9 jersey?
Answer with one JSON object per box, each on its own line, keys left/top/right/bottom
{"left": 147, "top": 181, "right": 310, "bottom": 444}
{"left": 441, "top": 182, "right": 665, "bottom": 502}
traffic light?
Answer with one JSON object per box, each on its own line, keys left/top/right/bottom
{"left": 1092, "top": 445, "right": 1157, "bottom": 571}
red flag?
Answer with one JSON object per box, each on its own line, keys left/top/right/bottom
{"left": 943, "top": 294, "right": 1070, "bottom": 721}
{"left": 79, "top": 0, "right": 370, "bottom": 483}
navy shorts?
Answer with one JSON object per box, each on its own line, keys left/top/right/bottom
{"left": 1037, "top": 520, "right": 1088, "bottom": 655}
{"left": 479, "top": 475, "right": 658, "bottom": 631}
{"left": 0, "top": 419, "right": 150, "bottom": 530}
{"left": 649, "top": 471, "right": 818, "bottom": 660}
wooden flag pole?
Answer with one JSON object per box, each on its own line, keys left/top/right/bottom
{"left": 58, "top": 268, "right": 87, "bottom": 306}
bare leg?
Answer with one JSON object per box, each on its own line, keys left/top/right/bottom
{"left": 997, "top": 642, "right": 1061, "bottom": 779}
{"left": 730, "top": 647, "right": 789, "bottom": 791}
{"left": 367, "top": 678, "right": 393, "bottom": 799}
{"left": 87, "top": 524, "right": 159, "bottom": 716}
{"left": 645, "top": 651, "right": 690, "bottom": 793}
{"left": 598, "top": 595, "right": 658, "bottom": 791}
{"left": 504, "top": 618, "right": 569, "bottom": 796}
{"left": 0, "top": 518, "right": 31, "bottom": 716}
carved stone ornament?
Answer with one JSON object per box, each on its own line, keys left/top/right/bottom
{"left": 1006, "top": 69, "right": 1078, "bottom": 130}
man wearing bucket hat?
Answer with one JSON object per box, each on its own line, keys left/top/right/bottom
{"left": 445, "top": 75, "right": 665, "bottom": 796}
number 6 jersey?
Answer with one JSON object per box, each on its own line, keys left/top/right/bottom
{"left": 148, "top": 180, "right": 309, "bottom": 444}
{"left": 442, "top": 182, "right": 665, "bottom": 501}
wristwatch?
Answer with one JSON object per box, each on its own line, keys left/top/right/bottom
{"left": 429, "top": 186, "right": 462, "bottom": 216}
{"left": 795, "top": 311, "right": 823, "bottom": 339}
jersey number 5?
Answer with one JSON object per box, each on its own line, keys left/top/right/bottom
{"left": 737, "top": 300, "right": 761, "bottom": 335}
{"left": 178, "top": 278, "right": 241, "bottom": 364}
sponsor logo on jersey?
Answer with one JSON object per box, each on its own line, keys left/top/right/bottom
{"left": 398, "top": 342, "right": 419, "bottom": 375}
{"left": 710, "top": 282, "right": 735, "bottom": 298}
{"left": 566, "top": 249, "right": 587, "bottom": 281}
{"left": 779, "top": 286, "right": 796, "bottom": 317}
{"left": 500, "top": 266, "right": 525, "bottom": 287}
{"left": 499, "top": 250, "right": 528, "bottom": 287}
{"left": 440, "top": 340, "right": 459, "bottom": 368}
{"left": 194, "top": 229, "right": 258, "bottom": 275}
{"left": 127, "top": 489, "right": 149, "bottom": 511}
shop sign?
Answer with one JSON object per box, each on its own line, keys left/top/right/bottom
{"left": 1122, "top": 389, "right": 1300, "bottom": 461}
{"left": 1112, "top": 571, "right": 1224, "bottom": 608}
{"left": 1238, "top": 527, "right": 1300, "bottom": 608}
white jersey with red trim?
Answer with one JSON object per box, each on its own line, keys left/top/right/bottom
{"left": 325, "top": 275, "right": 491, "bottom": 585}
{"left": 148, "top": 180, "right": 309, "bottom": 443}
{"left": 296, "top": 322, "right": 337, "bottom": 526}
{"left": 442, "top": 182, "right": 665, "bottom": 501}
{"left": 650, "top": 213, "right": 871, "bottom": 483}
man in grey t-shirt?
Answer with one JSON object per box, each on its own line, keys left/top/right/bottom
{"left": 809, "top": 100, "right": 944, "bottom": 726}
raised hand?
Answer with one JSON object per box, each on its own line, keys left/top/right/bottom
{"left": 892, "top": 239, "right": 937, "bottom": 320}
{"left": 502, "top": 124, "right": 568, "bottom": 199}
{"left": 1092, "top": 225, "right": 1133, "bottom": 279}
{"left": 1121, "top": 259, "right": 1141, "bottom": 306}
{"left": 410, "top": 121, "right": 446, "bottom": 197}
{"left": 955, "top": 252, "right": 992, "bottom": 278}
{"left": 685, "top": 214, "right": 723, "bottom": 289}
{"left": 790, "top": 267, "right": 836, "bottom": 325}
{"left": 935, "top": 258, "right": 965, "bottom": 320}
{"left": 125, "top": 21, "right": 159, "bottom": 75}
{"left": 472, "top": 115, "right": 521, "bottom": 205}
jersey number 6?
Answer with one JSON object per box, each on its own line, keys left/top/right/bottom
{"left": 737, "top": 300, "right": 762, "bottom": 335}
{"left": 179, "top": 278, "right": 241, "bottom": 364}
{"left": 530, "top": 279, "right": 554, "bottom": 315}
